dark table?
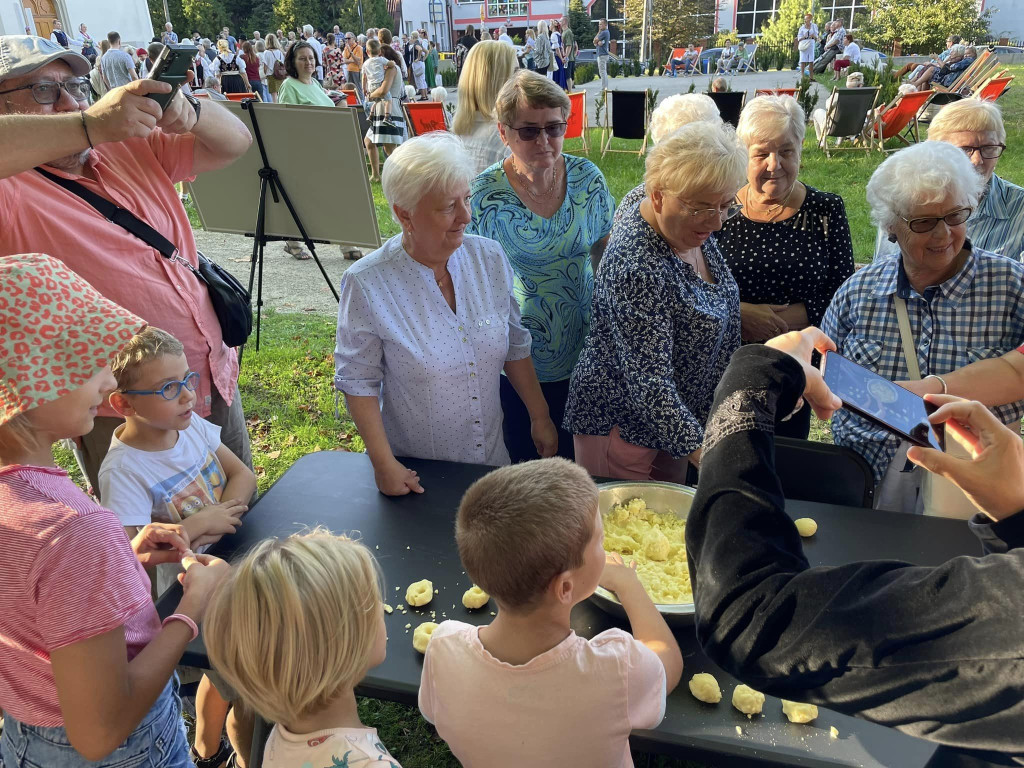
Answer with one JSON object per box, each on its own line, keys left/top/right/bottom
{"left": 157, "top": 451, "right": 992, "bottom": 767}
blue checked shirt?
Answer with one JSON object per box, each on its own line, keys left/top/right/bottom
{"left": 822, "top": 243, "right": 1024, "bottom": 483}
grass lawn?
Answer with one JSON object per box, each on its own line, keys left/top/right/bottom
{"left": 78, "top": 66, "right": 1023, "bottom": 767}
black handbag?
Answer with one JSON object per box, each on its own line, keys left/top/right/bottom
{"left": 36, "top": 168, "right": 253, "bottom": 347}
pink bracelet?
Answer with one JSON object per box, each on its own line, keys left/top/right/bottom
{"left": 162, "top": 613, "right": 199, "bottom": 641}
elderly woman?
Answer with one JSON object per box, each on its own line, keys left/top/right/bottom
{"left": 823, "top": 141, "right": 1024, "bottom": 512}
{"left": 564, "top": 120, "right": 745, "bottom": 482}
{"left": 717, "top": 96, "right": 854, "bottom": 438}
{"left": 335, "top": 133, "right": 557, "bottom": 495}
{"left": 469, "top": 70, "right": 615, "bottom": 462}
{"left": 877, "top": 99, "right": 1023, "bottom": 263}
{"left": 452, "top": 40, "right": 517, "bottom": 175}
{"left": 796, "top": 14, "right": 818, "bottom": 77}
{"left": 909, "top": 44, "right": 968, "bottom": 89}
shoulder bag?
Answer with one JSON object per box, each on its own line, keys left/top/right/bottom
{"left": 36, "top": 168, "right": 253, "bottom": 348}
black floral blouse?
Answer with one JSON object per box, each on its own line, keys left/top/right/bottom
{"left": 564, "top": 185, "right": 742, "bottom": 458}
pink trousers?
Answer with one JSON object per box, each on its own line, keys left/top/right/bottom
{"left": 574, "top": 426, "right": 689, "bottom": 484}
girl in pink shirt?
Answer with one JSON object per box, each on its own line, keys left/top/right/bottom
{"left": 0, "top": 254, "right": 230, "bottom": 768}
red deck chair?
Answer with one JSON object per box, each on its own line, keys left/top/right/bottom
{"left": 225, "top": 91, "right": 259, "bottom": 102}
{"left": 755, "top": 87, "right": 797, "bottom": 97}
{"left": 866, "top": 88, "right": 933, "bottom": 152}
{"left": 664, "top": 46, "right": 702, "bottom": 75}
{"left": 565, "top": 91, "right": 589, "bottom": 154}
{"left": 344, "top": 90, "right": 359, "bottom": 106}
{"left": 403, "top": 101, "right": 448, "bottom": 136}
{"left": 977, "top": 75, "right": 1013, "bottom": 102}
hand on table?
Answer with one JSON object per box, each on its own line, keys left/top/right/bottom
{"left": 599, "top": 552, "right": 640, "bottom": 595}
{"left": 131, "top": 522, "right": 189, "bottom": 567}
{"left": 741, "top": 303, "right": 789, "bottom": 342}
{"left": 907, "top": 394, "right": 1024, "bottom": 522}
{"left": 375, "top": 456, "right": 425, "bottom": 495}
{"left": 764, "top": 327, "right": 842, "bottom": 420}
{"left": 176, "top": 553, "right": 231, "bottom": 622}
{"left": 531, "top": 415, "right": 559, "bottom": 458}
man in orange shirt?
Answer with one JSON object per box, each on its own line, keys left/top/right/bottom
{"left": 0, "top": 35, "right": 253, "bottom": 492}
{"left": 342, "top": 31, "right": 364, "bottom": 99}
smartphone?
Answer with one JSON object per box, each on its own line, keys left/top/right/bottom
{"left": 821, "top": 351, "right": 944, "bottom": 451}
{"left": 146, "top": 43, "right": 199, "bottom": 110}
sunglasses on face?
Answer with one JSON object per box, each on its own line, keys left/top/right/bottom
{"left": 504, "top": 122, "right": 568, "bottom": 141}
{"left": 0, "top": 78, "right": 90, "bottom": 105}
{"left": 122, "top": 371, "right": 201, "bottom": 400}
{"left": 900, "top": 206, "right": 972, "bottom": 234}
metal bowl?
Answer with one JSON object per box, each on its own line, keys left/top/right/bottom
{"left": 590, "top": 481, "right": 697, "bottom": 627}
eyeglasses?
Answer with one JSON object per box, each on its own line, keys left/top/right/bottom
{"left": 677, "top": 200, "right": 744, "bottom": 222}
{"left": 958, "top": 143, "right": 1005, "bottom": 159}
{"left": 900, "top": 207, "right": 972, "bottom": 233}
{"left": 0, "top": 78, "right": 90, "bottom": 105}
{"left": 504, "top": 122, "right": 568, "bottom": 141}
{"left": 122, "top": 371, "right": 201, "bottom": 400}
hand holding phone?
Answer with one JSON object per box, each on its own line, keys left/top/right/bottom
{"left": 146, "top": 43, "right": 199, "bottom": 110}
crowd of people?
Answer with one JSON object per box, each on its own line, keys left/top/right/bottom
{"left": 1, "top": 20, "right": 1024, "bottom": 768}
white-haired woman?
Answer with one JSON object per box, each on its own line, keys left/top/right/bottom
{"left": 564, "top": 121, "right": 745, "bottom": 482}
{"left": 335, "top": 133, "right": 557, "bottom": 495}
{"left": 823, "top": 141, "right": 1024, "bottom": 512}
{"left": 717, "top": 96, "right": 853, "bottom": 439}
{"left": 452, "top": 40, "right": 517, "bottom": 175}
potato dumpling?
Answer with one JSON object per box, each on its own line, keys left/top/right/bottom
{"left": 406, "top": 579, "right": 434, "bottom": 607}
{"left": 412, "top": 621, "right": 438, "bottom": 653}
{"left": 794, "top": 517, "right": 818, "bottom": 537}
{"left": 781, "top": 700, "right": 818, "bottom": 724}
{"left": 732, "top": 684, "right": 765, "bottom": 717}
{"left": 688, "top": 673, "right": 722, "bottom": 704}
{"left": 462, "top": 585, "right": 489, "bottom": 610}
{"left": 642, "top": 528, "right": 671, "bottom": 561}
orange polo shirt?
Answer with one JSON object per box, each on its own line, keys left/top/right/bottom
{"left": 345, "top": 43, "right": 363, "bottom": 72}
{"left": 0, "top": 130, "right": 238, "bottom": 420}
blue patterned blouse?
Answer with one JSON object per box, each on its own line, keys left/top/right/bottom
{"left": 563, "top": 186, "right": 742, "bottom": 458}
{"left": 468, "top": 154, "right": 616, "bottom": 382}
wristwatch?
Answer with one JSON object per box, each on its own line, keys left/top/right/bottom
{"left": 183, "top": 92, "right": 201, "bottom": 123}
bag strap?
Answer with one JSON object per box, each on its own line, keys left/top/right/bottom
{"left": 893, "top": 295, "right": 922, "bottom": 381}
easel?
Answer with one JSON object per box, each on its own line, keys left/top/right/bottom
{"left": 240, "top": 99, "right": 340, "bottom": 354}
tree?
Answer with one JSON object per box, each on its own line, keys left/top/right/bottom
{"left": 568, "top": 0, "right": 593, "bottom": 50}
{"left": 623, "top": 0, "right": 717, "bottom": 53}
{"left": 274, "top": 0, "right": 329, "bottom": 34}
{"left": 181, "top": 0, "right": 231, "bottom": 37}
{"left": 758, "top": 0, "right": 821, "bottom": 51}
{"left": 856, "top": 0, "right": 990, "bottom": 53}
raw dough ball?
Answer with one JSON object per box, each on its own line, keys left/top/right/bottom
{"left": 462, "top": 585, "right": 489, "bottom": 610}
{"left": 830, "top": 725, "right": 839, "bottom": 739}
{"left": 406, "top": 579, "right": 434, "bottom": 607}
{"left": 732, "top": 685, "right": 765, "bottom": 717}
{"left": 412, "top": 621, "right": 438, "bottom": 653}
{"left": 642, "top": 528, "right": 671, "bottom": 561}
{"left": 794, "top": 518, "right": 818, "bottom": 537}
{"left": 688, "top": 673, "right": 722, "bottom": 704}
{"left": 781, "top": 700, "right": 818, "bottom": 724}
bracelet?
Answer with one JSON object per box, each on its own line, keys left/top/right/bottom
{"left": 162, "top": 612, "right": 199, "bottom": 641}
{"left": 80, "top": 110, "right": 94, "bottom": 149}
{"left": 924, "top": 374, "right": 948, "bottom": 395}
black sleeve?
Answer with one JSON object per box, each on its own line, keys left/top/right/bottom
{"left": 685, "top": 344, "right": 1024, "bottom": 758}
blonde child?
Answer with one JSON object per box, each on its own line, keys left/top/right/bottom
{"left": 362, "top": 38, "right": 396, "bottom": 124}
{"left": 98, "top": 326, "right": 258, "bottom": 768}
{"left": 419, "top": 458, "right": 683, "bottom": 766}
{"left": 205, "top": 530, "right": 401, "bottom": 768}
{"left": 0, "top": 254, "right": 229, "bottom": 767}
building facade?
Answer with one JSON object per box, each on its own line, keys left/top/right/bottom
{"left": 1, "top": 0, "right": 154, "bottom": 49}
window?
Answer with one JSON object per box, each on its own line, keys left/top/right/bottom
{"left": 819, "top": 0, "right": 868, "bottom": 30}
{"left": 487, "top": 0, "right": 528, "bottom": 18}
{"left": 734, "top": 0, "right": 780, "bottom": 37}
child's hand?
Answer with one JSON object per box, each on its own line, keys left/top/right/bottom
{"left": 176, "top": 553, "right": 231, "bottom": 622}
{"left": 195, "top": 499, "right": 248, "bottom": 538}
{"left": 599, "top": 552, "right": 640, "bottom": 595}
{"left": 131, "top": 523, "right": 190, "bottom": 566}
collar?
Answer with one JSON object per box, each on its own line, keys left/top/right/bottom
{"left": 978, "top": 174, "right": 1015, "bottom": 221}
{"left": 884, "top": 240, "right": 977, "bottom": 305}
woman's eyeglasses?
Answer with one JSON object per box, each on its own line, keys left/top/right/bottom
{"left": 122, "top": 371, "right": 201, "bottom": 400}
{"left": 504, "top": 122, "right": 568, "bottom": 141}
{"left": 900, "top": 207, "right": 972, "bottom": 234}
{"left": 678, "top": 201, "right": 744, "bottom": 222}
{"left": 0, "top": 78, "right": 90, "bottom": 105}
{"left": 958, "top": 144, "right": 1005, "bottom": 160}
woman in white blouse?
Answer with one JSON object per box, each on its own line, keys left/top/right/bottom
{"left": 335, "top": 132, "right": 558, "bottom": 495}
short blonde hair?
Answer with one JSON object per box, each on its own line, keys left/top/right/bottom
{"left": 204, "top": 530, "right": 383, "bottom": 725}
{"left": 0, "top": 413, "right": 38, "bottom": 459}
{"left": 217, "top": 38, "right": 230, "bottom": 54}
{"left": 456, "top": 458, "right": 597, "bottom": 610}
{"left": 495, "top": 69, "right": 570, "bottom": 128}
{"left": 452, "top": 40, "right": 518, "bottom": 135}
{"left": 381, "top": 132, "right": 476, "bottom": 222}
{"left": 649, "top": 93, "right": 722, "bottom": 144}
{"left": 644, "top": 120, "right": 747, "bottom": 200}
{"left": 736, "top": 95, "right": 806, "bottom": 151}
{"left": 929, "top": 99, "right": 1006, "bottom": 145}
{"left": 111, "top": 327, "right": 184, "bottom": 390}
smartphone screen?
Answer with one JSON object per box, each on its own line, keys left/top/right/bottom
{"left": 147, "top": 43, "right": 199, "bottom": 110}
{"left": 822, "top": 351, "right": 943, "bottom": 451}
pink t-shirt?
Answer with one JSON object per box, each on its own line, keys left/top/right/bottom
{"left": 0, "top": 131, "right": 238, "bottom": 420}
{"left": 0, "top": 465, "right": 161, "bottom": 727}
{"left": 419, "top": 620, "right": 666, "bottom": 767}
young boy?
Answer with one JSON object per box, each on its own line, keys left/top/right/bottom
{"left": 419, "top": 458, "right": 683, "bottom": 766}
{"left": 98, "top": 326, "right": 258, "bottom": 768}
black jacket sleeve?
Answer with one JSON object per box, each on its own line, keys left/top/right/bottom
{"left": 685, "top": 344, "right": 1024, "bottom": 760}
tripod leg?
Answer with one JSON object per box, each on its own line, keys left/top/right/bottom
{"left": 250, "top": 173, "right": 272, "bottom": 352}
{"left": 270, "top": 176, "right": 341, "bottom": 303}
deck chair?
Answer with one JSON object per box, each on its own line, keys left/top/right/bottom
{"left": 977, "top": 75, "right": 1013, "bottom": 101}
{"left": 601, "top": 89, "right": 649, "bottom": 157}
{"left": 664, "top": 46, "right": 701, "bottom": 76}
{"left": 755, "top": 87, "right": 797, "bottom": 97}
{"left": 918, "top": 90, "right": 963, "bottom": 123}
{"left": 565, "top": 90, "right": 590, "bottom": 154}
{"left": 707, "top": 90, "right": 746, "bottom": 127}
{"left": 736, "top": 43, "right": 758, "bottom": 73}
{"left": 865, "top": 88, "right": 932, "bottom": 152}
{"left": 933, "top": 49, "right": 993, "bottom": 94}
{"left": 225, "top": 91, "right": 259, "bottom": 102}
{"left": 403, "top": 101, "right": 448, "bottom": 136}
{"left": 774, "top": 437, "right": 875, "bottom": 508}
{"left": 817, "top": 86, "right": 879, "bottom": 157}
{"left": 344, "top": 90, "right": 359, "bottom": 106}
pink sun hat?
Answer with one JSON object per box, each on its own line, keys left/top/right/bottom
{"left": 0, "top": 254, "right": 146, "bottom": 426}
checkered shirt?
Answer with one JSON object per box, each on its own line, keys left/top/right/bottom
{"left": 822, "top": 243, "right": 1024, "bottom": 483}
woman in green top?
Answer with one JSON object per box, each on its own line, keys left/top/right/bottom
{"left": 425, "top": 41, "right": 439, "bottom": 89}
{"left": 277, "top": 41, "right": 334, "bottom": 107}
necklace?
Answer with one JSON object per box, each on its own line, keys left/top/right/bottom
{"left": 403, "top": 235, "right": 451, "bottom": 286}
{"left": 744, "top": 183, "right": 796, "bottom": 223}
{"left": 510, "top": 157, "right": 561, "bottom": 203}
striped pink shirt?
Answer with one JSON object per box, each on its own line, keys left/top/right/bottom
{"left": 0, "top": 465, "right": 161, "bottom": 727}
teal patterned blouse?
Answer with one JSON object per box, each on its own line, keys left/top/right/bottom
{"left": 468, "top": 154, "right": 615, "bottom": 382}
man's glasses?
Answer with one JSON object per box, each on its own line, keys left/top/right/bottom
{"left": 504, "top": 122, "right": 568, "bottom": 141}
{"left": 122, "top": 371, "right": 201, "bottom": 400}
{"left": 0, "top": 78, "right": 90, "bottom": 105}
{"left": 900, "top": 207, "right": 972, "bottom": 234}
{"left": 678, "top": 201, "right": 744, "bottom": 222}
{"left": 958, "top": 144, "right": 1005, "bottom": 160}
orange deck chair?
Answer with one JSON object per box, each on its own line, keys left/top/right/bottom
{"left": 403, "top": 101, "right": 448, "bottom": 136}
{"left": 565, "top": 91, "right": 589, "bottom": 154}
{"left": 755, "top": 87, "right": 797, "bottom": 97}
{"left": 866, "top": 88, "right": 933, "bottom": 152}
{"left": 977, "top": 75, "right": 1013, "bottom": 101}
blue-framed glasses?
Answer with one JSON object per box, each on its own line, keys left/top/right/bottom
{"left": 122, "top": 371, "right": 200, "bottom": 400}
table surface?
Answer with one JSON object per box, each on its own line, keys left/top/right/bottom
{"left": 157, "top": 450, "right": 990, "bottom": 768}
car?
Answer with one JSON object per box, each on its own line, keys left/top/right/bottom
{"left": 991, "top": 45, "right": 1023, "bottom": 55}
{"left": 859, "top": 47, "right": 888, "bottom": 70}
{"left": 575, "top": 48, "right": 621, "bottom": 65}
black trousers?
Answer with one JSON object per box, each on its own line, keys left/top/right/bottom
{"left": 500, "top": 376, "right": 576, "bottom": 463}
